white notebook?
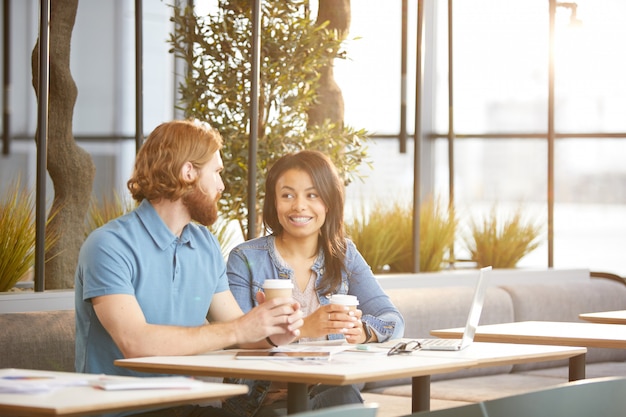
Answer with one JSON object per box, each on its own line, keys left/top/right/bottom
{"left": 90, "top": 376, "right": 205, "bottom": 390}
{"left": 235, "top": 350, "right": 331, "bottom": 360}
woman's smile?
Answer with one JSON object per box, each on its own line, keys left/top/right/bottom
{"left": 275, "top": 169, "right": 327, "bottom": 239}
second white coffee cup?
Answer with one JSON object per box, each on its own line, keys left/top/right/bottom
{"left": 329, "top": 294, "right": 359, "bottom": 310}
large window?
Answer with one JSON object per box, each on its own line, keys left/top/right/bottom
{"left": 3, "top": 1, "right": 623, "bottom": 276}
{"left": 337, "top": 0, "right": 626, "bottom": 275}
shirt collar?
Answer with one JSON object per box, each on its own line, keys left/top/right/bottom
{"left": 135, "top": 200, "right": 196, "bottom": 250}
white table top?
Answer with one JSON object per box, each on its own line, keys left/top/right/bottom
{"left": 0, "top": 368, "right": 247, "bottom": 417}
{"left": 431, "top": 320, "right": 626, "bottom": 349}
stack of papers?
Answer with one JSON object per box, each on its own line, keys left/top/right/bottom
{"left": 0, "top": 375, "right": 89, "bottom": 394}
{"left": 90, "top": 376, "right": 205, "bottom": 391}
{"left": 235, "top": 350, "right": 332, "bottom": 360}
{"left": 0, "top": 369, "right": 204, "bottom": 394}
{"left": 234, "top": 340, "right": 391, "bottom": 360}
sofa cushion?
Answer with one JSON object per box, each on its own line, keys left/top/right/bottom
{"left": 386, "top": 286, "right": 515, "bottom": 340}
{"left": 0, "top": 310, "right": 75, "bottom": 372}
{"left": 501, "top": 279, "right": 626, "bottom": 368}
{"left": 501, "top": 279, "right": 626, "bottom": 324}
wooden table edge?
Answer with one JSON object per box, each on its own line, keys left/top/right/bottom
{"left": 0, "top": 384, "right": 248, "bottom": 417}
{"left": 115, "top": 358, "right": 479, "bottom": 386}
{"left": 578, "top": 313, "right": 626, "bottom": 325}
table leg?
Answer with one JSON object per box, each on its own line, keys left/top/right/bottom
{"left": 287, "top": 382, "right": 310, "bottom": 414}
{"left": 569, "top": 353, "right": 586, "bottom": 381}
{"left": 412, "top": 375, "right": 431, "bottom": 412}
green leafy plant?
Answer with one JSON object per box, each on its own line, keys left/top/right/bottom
{"left": 346, "top": 196, "right": 457, "bottom": 273}
{"left": 346, "top": 201, "right": 409, "bottom": 274}
{"left": 0, "top": 179, "right": 59, "bottom": 291}
{"left": 463, "top": 206, "right": 543, "bottom": 269}
{"left": 389, "top": 197, "right": 458, "bottom": 273}
{"left": 169, "top": 1, "right": 369, "bottom": 239}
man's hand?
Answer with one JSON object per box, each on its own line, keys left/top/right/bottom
{"left": 233, "top": 291, "right": 303, "bottom": 347}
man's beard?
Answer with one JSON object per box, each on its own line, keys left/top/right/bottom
{"left": 182, "top": 184, "right": 220, "bottom": 227}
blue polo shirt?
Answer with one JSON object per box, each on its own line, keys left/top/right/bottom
{"left": 74, "top": 199, "right": 229, "bottom": 377}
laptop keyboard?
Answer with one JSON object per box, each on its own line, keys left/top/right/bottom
{"left": 420, "top": 338, "right": 460, "bottom": 347}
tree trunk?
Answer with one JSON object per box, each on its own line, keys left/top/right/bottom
{"left": 308, "top": 0, "right": 350, "bottom": 127}
{"left": 31, "top": 0, "right": 95, "bottom": 289}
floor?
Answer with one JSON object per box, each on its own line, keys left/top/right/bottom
{"left": 361, "top": 392, "right": 472, "bottom": 417}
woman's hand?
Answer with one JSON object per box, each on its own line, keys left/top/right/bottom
{"left": 343, "top": 313, "right": 369, "bottom": 344}
{"left": 299, "top": 305, "right": 359, "bottom": 340}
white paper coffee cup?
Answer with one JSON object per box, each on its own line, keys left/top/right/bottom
{"left": 329, "top": 294, "right": 359, "bottom": 310}
{"left": 263, "top": 280, "right": 294, "bottom": 300}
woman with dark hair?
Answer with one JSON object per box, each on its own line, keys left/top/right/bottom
{"left": 224, "top": 150, "right": 404, "bottom": 417}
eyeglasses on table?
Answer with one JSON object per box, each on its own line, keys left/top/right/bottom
{"left": 387, "top": 340, "right": 421, "bottom": 356}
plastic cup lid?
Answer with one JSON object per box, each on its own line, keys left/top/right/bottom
{"left": 329, "top": 294, "right": 359, "bottom": 305}
{"left": 263, "top": 280, "right": 294, "bottom": 289}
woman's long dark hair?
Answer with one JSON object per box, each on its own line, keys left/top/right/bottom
{"left": 263, "top": 150, "right": 347, "bottom": 293}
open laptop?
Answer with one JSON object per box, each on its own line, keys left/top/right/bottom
{"left": 419, "top": 266, "right": 492, "bottom": 351}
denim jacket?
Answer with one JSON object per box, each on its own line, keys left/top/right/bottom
{"left": 222, "top": 235, "right": 405, "bottom": 417}
{"left": 227, "top": 235, "right": 405, "bottom": 341}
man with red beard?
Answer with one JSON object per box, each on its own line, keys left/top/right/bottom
{"left": 74, "top": 119, "right": 303, "bottom": 417}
